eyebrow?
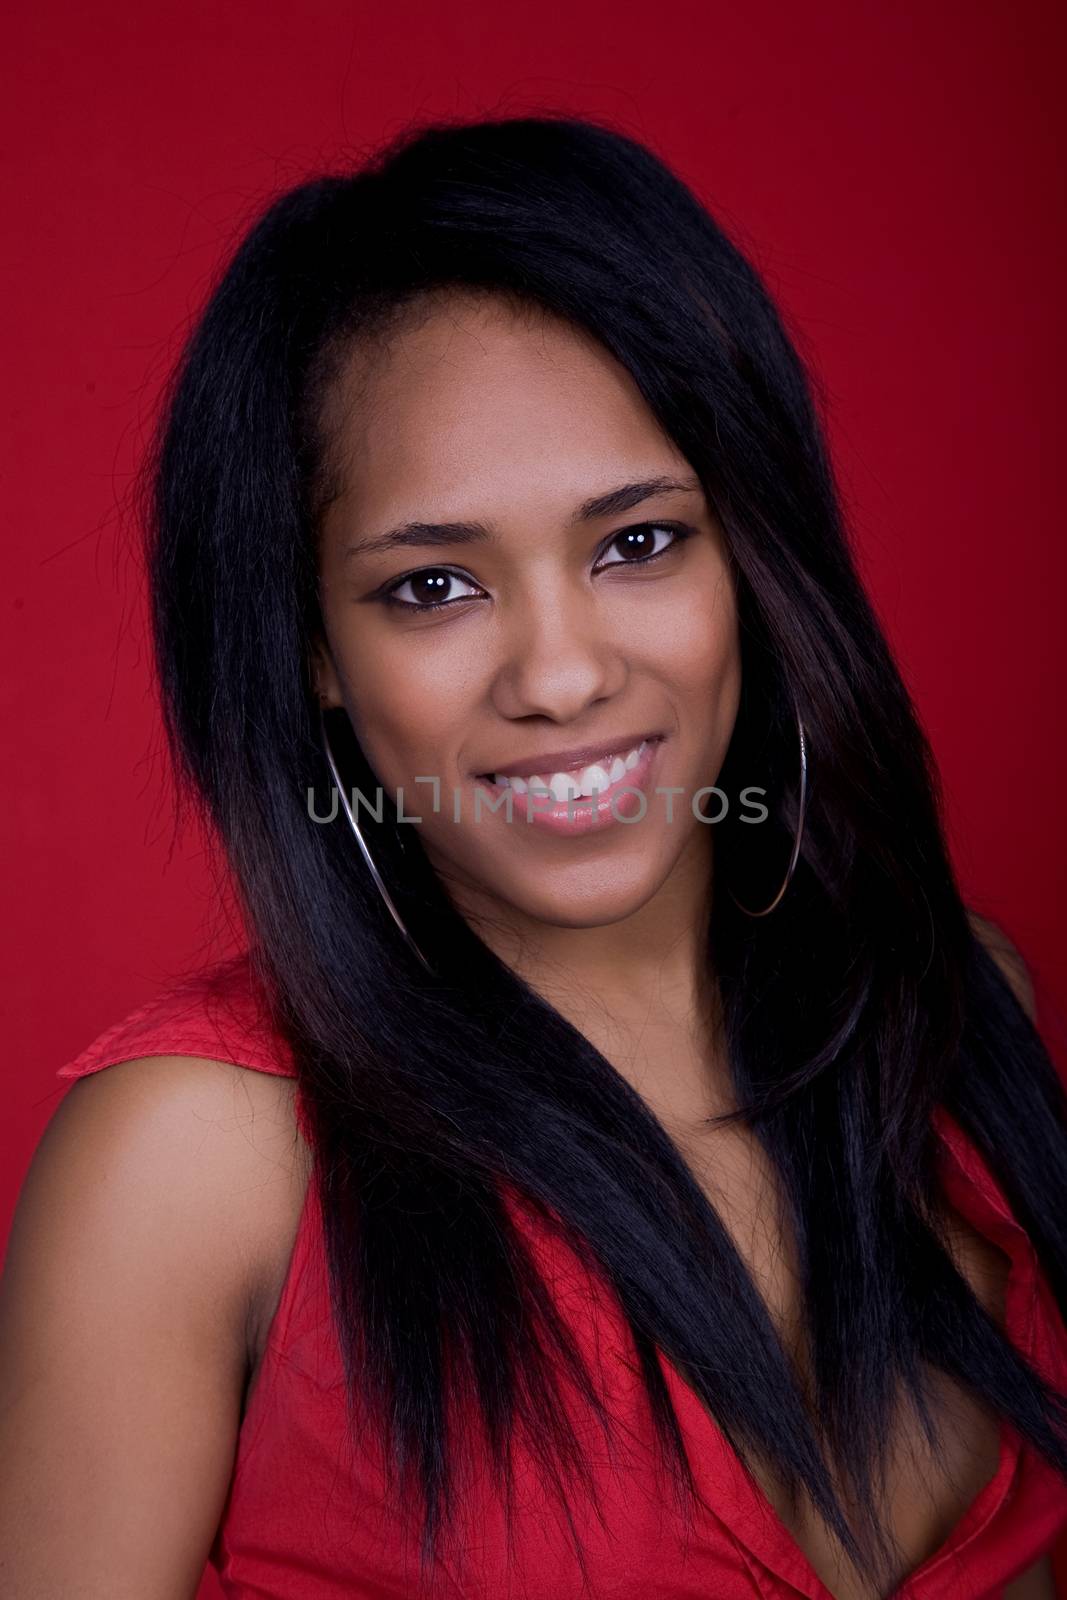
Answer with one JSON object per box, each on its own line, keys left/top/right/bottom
{"left": 342, "top": 474, "right": 704, "bottom": 562}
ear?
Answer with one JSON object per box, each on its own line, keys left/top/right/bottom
{"left": 310, "top": 635, "right": 344, "bottom": 710}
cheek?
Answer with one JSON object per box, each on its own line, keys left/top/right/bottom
{"left": 635, "top": 565, "right": 740, "bottom": 706}
{"left": 333, "top": 630, "right": 473, "bottom": 784}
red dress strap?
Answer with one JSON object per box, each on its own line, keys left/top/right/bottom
{"left": 55, "top": 950, "right": 306, "bottom": 1134}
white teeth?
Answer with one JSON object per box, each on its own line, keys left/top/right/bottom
{"left": 491, "top": 739, "right": 654, "bottom": 799}
{"left": 547, "top": 772, "right": 580, "bottom": 802}
{"left": 577, "top": 762, "right": 611, "bottom": 797}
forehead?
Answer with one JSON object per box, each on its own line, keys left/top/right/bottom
{"left": 319, "top": 290, "right": 689, "bottom": 527}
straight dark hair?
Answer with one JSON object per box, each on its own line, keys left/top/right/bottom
{"left": 142, "top": 112, "right": 1067, "bottom": 1592}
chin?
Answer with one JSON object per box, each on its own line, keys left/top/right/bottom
{"left": 478, "top": 849, "right": 674, "bottom": 930}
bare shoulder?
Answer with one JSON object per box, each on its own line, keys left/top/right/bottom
{"left": 0, "top": 1052, "right": 310, "bottom": 1595}
{"left": 966, "top": 909, "right": 1038, "bottom": 1023}
{"left": 39, "top": 1052, "right": 310, "bottom": 1340}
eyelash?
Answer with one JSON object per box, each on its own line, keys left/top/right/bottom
{"left": 377, "top": 522, "right": 695, "bottom": 614}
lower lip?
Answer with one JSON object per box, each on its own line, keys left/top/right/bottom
{"left": 473, "top": 737, "right": 666, "bottom": 836}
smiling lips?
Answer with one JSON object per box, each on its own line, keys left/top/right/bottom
{"left": 486, "top": 737, "right": 654, "bottom": 801}
{"left": 475, "top": 734, "right": 665, "bottom": 834}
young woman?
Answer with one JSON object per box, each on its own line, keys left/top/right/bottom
{"left": 2, "top": 114, "right": 1066, "bottom": 1600}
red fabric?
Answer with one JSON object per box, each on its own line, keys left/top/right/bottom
{"left": 56, "top": 954, "right": 1067, "bottom": 1598}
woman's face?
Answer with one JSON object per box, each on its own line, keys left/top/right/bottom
{"left": 313, "top": 290, "right": 741, "bottom": 932}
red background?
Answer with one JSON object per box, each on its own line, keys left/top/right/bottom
{"left": 3, "top": 2, "right": 1066, "bottom": 1592}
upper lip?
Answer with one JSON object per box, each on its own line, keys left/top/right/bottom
{"left": 477, "top": 732, "right": 663, "bottom": 780}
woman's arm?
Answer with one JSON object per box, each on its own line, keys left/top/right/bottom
{"left": 0, "top": 1053, "right": 289, "bottom": 1597}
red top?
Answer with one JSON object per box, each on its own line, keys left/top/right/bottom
{"left": 55, "top": 953, "right": 1067, "bottom": 1599}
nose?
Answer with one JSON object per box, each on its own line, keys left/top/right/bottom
{"left": 488, "top": 578, "right": 627, "bottom": 723}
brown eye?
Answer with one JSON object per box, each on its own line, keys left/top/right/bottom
{"left": 383, "top": 568, "right": 483, "bottom": 611}
{"left": 595, "top": 522, "right": 690, "bottom": 568}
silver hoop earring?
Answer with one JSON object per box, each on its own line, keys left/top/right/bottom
{"left": 318, "top": 707, "right": 433, "bottom": 974}
{"left": 729, "top": 709, "right": 808, "bottom": 918}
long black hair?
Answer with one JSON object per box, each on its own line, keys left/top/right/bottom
{"left": 141, "top": 112, "right": 1067, "bottom": 1590}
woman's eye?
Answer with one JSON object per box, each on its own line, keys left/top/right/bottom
{"left": 382, "top": 568, "right": 483, "bottom": 611}
{"left": 595, "top": 522, "right": 689, "bottom": 568}
{"left": 379, "top": 522, "right": 692, "bottom": 612}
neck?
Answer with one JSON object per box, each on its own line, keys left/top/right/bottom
{"left": 444, "top": 826, "right": 733, "bottom": 1124}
